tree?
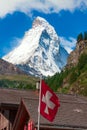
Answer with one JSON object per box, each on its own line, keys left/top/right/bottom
{"left": 77, "top": 33, "right": 83, "bottom": 42}
{"left": 69, "top": 70, "right": 78, "bottom": 84}
{"left": 78, "top": 53, "right": 87, "bottom": 71}
{"left": 84, "top": 31, "right": 87, "bottom": 40}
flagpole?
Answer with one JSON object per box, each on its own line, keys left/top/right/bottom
{"left": 37, "top": 76, "right": 42, "bottom": 130}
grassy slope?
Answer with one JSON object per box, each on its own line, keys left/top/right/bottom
{"left": 0, "top": 74, "right": 39, "bottom": 89}
{"left": 69, "top": 66, "right": 87, "bottom": 96}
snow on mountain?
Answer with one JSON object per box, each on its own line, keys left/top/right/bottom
{"left": 3, "top": 16, "right": 68, "bottom": 77}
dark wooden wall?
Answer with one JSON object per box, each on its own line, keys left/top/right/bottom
{"left": 0, "top": 109, "right": 17, "bottom": 130}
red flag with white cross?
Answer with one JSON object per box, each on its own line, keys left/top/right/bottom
{"left": 40, "top": 80, "right": 60, "bottom": 122}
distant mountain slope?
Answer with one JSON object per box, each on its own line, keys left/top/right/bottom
{"left": 3, "top": 16, "right": 68, "bottom": 77}
{"left": 0, "top": 58, "right": 25, "bottom": 75}
{"left": 0, "top": 58, "right": 38, "bottom": 89}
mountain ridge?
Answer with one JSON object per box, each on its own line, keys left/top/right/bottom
{"left": 0, "top": 58, "right": 38, "bottom": 89}
{"left": 0, "top": 58, "right": 25, "bottom": 75}
{"left": 3, "top": 16, "right": 68, "bottom": 77}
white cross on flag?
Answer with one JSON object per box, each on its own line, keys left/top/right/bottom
{"left": 40, "top": 80, "right": 60, "bottom": 122}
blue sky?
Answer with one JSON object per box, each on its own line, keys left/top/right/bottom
{"left": 0, "top": 0, "right": 87, "bottom": 57}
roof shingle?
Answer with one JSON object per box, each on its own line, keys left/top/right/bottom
{"left": 0, "top": 88, "right": 87, "bottom": 129}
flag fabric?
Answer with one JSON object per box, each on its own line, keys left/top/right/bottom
{"left": 24, "top": 125, "right": 27, "bottom": 130}
{"left": 40, "top": 80, "right": 60, "bottom": 122}
{"left": 24, "top": 120, "right": 36, "bottom": 130}
{"left": 28, "top": 120, "right": 33, "bottom": 130}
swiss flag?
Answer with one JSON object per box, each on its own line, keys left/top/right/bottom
{"left": 40, "top": 80, "right": 60, "bottom": 122}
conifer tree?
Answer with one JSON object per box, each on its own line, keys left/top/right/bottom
{"left": 84, "top": 31, "right": 87, "bottom": 40}
{"left": 77, "top": 33, "right": 83, "bottom": 42}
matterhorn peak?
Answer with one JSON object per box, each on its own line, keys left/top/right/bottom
{"left": 32, "top": 16, "right": 49, "bottom": 28}
{"left": 3, "top": 16, "right": 68, "bottom": 77}
{"left": 32, "top": 16, "right": 57, "bottom": 38}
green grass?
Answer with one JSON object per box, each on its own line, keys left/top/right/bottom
{"left": 0, "top": 74, "right": 39, "bottom": 89}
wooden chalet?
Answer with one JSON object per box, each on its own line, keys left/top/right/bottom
{"left": 0, "top": 88, "right": 87, "bottom": 130}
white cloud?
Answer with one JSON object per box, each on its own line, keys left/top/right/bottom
{"left": 0, "top": 0, "right": 87, "bottom": 18}
{"left": 59, "top": 36, "right": 76, "bottom": 53}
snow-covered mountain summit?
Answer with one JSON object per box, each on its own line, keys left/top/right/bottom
{"left": 3, "top": 16, "right": 68, "bottom": 77}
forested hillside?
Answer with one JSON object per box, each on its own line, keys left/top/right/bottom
{"left": 46, "top": 33, "right": 87, "bottom": 96}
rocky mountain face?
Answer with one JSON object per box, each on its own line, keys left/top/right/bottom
{"left": 66, "top": 40, "right": 87, "bottom": 68}
{"left": 0, "top": 59, "right": 25, "bottom": 75}
{"left": 46, "top": 40, "right": 87, "bottom": 96}
{"left": 3, "top": 16, "right": 68, "bottom": 77}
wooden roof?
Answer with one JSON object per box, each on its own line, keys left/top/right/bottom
{"left": 0, "top": 88, "right": 87, "bottom": 130}
{"left": 0, "top": 88, "right": 38, "bottom": 105}
{"left": 23, "top": 96, "right": 87, "bottom": 130}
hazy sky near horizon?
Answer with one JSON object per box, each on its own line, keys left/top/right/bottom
{"left": 0, "top": 0, "right": 87, "bottom": 57}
